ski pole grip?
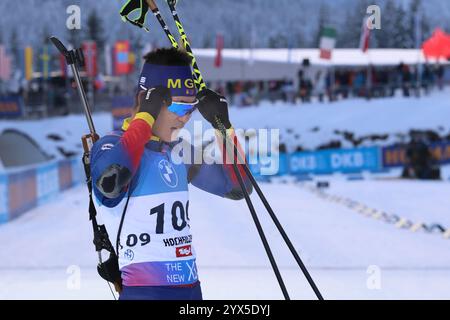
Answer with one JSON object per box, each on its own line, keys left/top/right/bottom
{"left": 50, "top": 36, "right": 77, "bottom": 65}
{"left": 50, "top": 36, "right": 68, "bottom": 55}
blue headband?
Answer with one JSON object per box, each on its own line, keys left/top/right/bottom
{"left": 138, "top": 63, "right": 196, "bottom": 97}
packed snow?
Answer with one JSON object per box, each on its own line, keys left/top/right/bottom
{"left": 2, "top": 86, "right": 448, "bottom": 165}
{"left": 0, "top": 177, "right": 449, "bottom": 300}
{"left": 0, "top": 90, "right": 449, "bottom": 300}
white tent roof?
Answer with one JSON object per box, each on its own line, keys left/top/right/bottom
{"left": 189, "top": 48, "right": 448, "bottom": 82}
{"left": 192, "top": 48, "right": 446, "bottom": 66}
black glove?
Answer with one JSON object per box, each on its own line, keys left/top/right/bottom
{"left": 196, "top": 89, "right": 231, "bottom": 129}
{"left": 139, "top": 86, "right": 172, "bottom": 121}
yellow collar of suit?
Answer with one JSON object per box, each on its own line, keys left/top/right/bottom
{"left": 122, "top": 117, "right": 161, "bottom": 142}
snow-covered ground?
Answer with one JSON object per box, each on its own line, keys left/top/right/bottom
{"left": 0, "top": 90, "right": 449, "bottom": 300}
{"left": 0, "top": 176, "right": 448, "bottom": 300}
{"left": 220, "top": 87, "right": 450, "bottom": 151}
{"left": 0, "top": 113, "right": 113, "bottom": 162}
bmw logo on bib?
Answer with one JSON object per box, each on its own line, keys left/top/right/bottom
{"left": 158, "top": 159, "right": 178, "bottom": 188}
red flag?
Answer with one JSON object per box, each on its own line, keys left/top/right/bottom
{"left": 82, "top": 41, "right": 98, "bottom": 77}
{"left": 114, "top": 40, "right": 132, "bottom": 75}
{"left": 359, "top": 17, "right": 370, "bottom": 53}
{"left": 422, "top": 28, "right": 450, "bottom": 59}
{"left": 214, "top": 34, "right": 224, "bottom": 68}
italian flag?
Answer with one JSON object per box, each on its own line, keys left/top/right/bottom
{"left": 319, "top": 27, "right": 337, "bottom": 60}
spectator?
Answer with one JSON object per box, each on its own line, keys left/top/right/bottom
{"left": 313, "top": 70, "right": 327, "bottom": 102}
{"left": 353, "top": 69, "right": 366, "bottom": 97}
{"left": 298, "top": 59, "right": 314, "bottom": 103}
{"left": 436, "top": 64, "right": 444, "bottom": 90}
{"left": 281, "top": 78, "right": 296, "bottom": 103}
{"left": 397, "top": 62, "right": 411, "bottom": 97}
{"left": 422, "top": 64, "right": 432, "bottom": 94}
{"left": 402, "top": 134, "right": 441, "bottom": 180}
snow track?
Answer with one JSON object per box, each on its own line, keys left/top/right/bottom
{"left": 0, "top": 178, "right": 449, "bottom": 300}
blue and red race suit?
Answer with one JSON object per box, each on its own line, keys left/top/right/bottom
{"left": 90, "top": 112, "right": 251, "bottom": 291}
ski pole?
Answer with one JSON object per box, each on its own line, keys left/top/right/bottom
{"left": 50, "top": 37, "right": 97, "bottom": 139}
{"left": 165, "top": 0, "right": 207, "bottom": 92}
{"left": 151, "top": 1, "right": 324, "bottom": 300}
{"left": 155, "top": 0, "right": 291, "bottom": 299}
{"left": 214, "top": 116, "right": 324, "bottom": 300}
{"left": 241, "top": 164, "right": 324, "bottom": 300}
{"left": 215, "top": 119, "right": 323, "bottom": 300}
{"left": 146, "top": 0, "right": 289, "bottom": 298}
{"left": 145, "top": 0, "right": 179, "bottom": 49}
{"left": 220, "top": 128, "right": 290, "bottom": 300}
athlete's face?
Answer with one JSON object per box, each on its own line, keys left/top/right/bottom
{"left": 152, "top": 95, "right": 196, "bottom": 142}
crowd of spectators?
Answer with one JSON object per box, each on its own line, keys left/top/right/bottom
{"left": 1, "top": 61, "right": 448, "bottom": 117}
{"left": 212, "top": 62, "right": 448, "bottom": 107}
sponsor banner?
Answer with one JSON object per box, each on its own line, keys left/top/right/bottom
{"left": 71, "top": 157, "right": 83, "bottom": 185}
{"left": 1, "top": 157, "right": 80, "bottom": 224}
{"left": 0, "top": 174, "right": 8, "bottom": 223}
{"left": 112, "top": 96, "right": 133, "bottom": 130}
{"left": 382, "top": 142, "right": 450, "bottom": 168}
{"left": 289, "top": 147, "right": 381, "bottom": 174}
{"left": 382, "top": 145, "right": 406, "bottom": 168}
{"left": 429, "top": 142, "right": 450, "bottom": 164}
{"left": 36, "top": 162, "right": 59, "bottom": 206}
{"left": 58, "top": 159, "right": 74, "bottom": 191}
{"left": 8, "top": 169, "right": 37, "bottom": 220}
{"left": 248, "top": 153, "right": 289, "bottom": 177}
{"left": 0, "top": 95, "right": 24, "bottom": 118}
